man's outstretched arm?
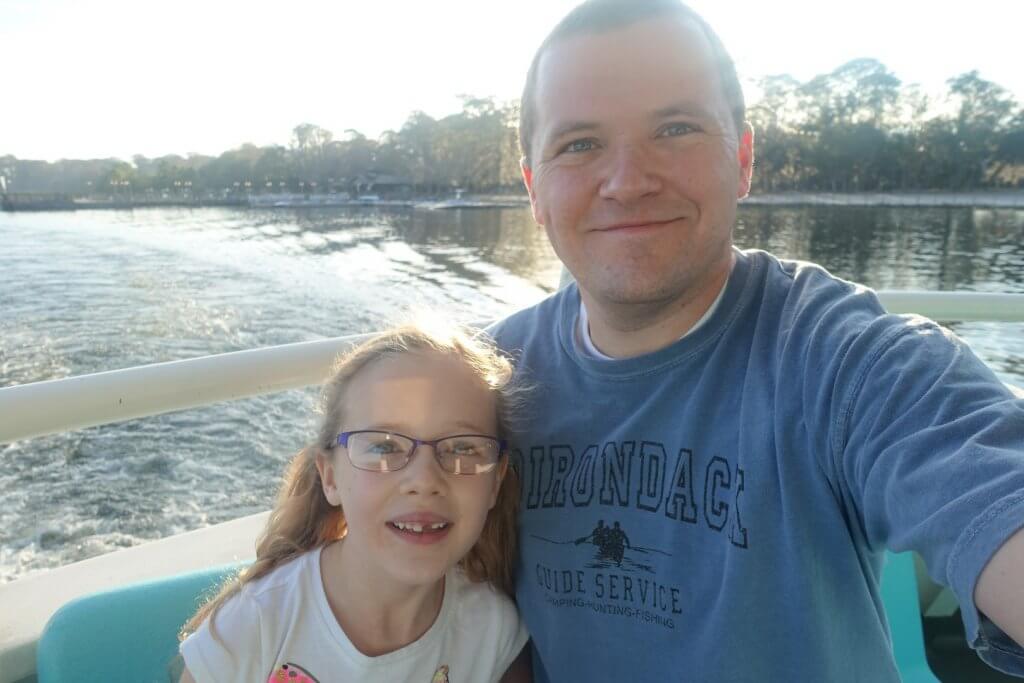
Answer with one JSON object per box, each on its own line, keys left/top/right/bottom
{"left": 975, "top": 525, "right": 1024, "bottom": 647}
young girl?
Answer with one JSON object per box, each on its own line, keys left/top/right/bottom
{"left": 179, "top": 322, "right": 530, "bottom": 682}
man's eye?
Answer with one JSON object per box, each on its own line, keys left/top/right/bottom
{"left": 658, "top": 123, "right": 696, "bottom": 137}
{"left": 562, "top": 139, "right": 596, "bottom": 153}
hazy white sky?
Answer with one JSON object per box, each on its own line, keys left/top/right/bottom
{"left": 2, "top": 0, "right": 1021, "bottom": 162}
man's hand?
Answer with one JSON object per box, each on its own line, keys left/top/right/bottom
{"left": 975, "top": 525, "right": 1024, "bottom": 648}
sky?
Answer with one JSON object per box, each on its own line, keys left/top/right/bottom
{"left": 1, "top": 0, "right": 1022, "bottom": 162}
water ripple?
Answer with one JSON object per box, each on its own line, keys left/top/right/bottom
{"left": 1, "top": 205, "right": 1021, "bottom": 582}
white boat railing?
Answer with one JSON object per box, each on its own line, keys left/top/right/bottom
{"left": 2, "top": 291, "right": 1024, "bottom": 446}
{"left": 0, "top": 334, "right": 372, "bottom": 445}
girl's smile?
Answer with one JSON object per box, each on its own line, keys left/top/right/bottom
{"left": 387, "top": 517, "right": 453, "bottom": 544}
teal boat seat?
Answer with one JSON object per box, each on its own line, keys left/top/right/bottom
{"left": 881, "top": 551, "right": 940, "bottom": 682}
{"left": 37, "top": 561, "right": 248, "bottom": 683}
{"left": 37, "top": 554, "right": 937, "bottom": 682}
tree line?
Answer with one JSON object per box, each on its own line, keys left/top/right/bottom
{"left": 752, "top": 60, "right": 1023, "bottom": 191}
{"left": 2, "top": 61, "right": 1022, "bottom": 198}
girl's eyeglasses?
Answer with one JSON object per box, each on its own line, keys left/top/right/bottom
{"left": 334, "top": 430, "right": 506, "bottom": 475}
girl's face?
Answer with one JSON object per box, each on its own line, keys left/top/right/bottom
{"left": 316, "top": 350, "right": 506, "bottom": 591}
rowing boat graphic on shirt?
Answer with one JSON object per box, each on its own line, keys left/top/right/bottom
{"left": 531, "top": 519, "right": 672, "bottom": 574}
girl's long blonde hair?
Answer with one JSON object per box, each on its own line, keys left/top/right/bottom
{"left": 182, "top": 320, "right": 522, "bottom": 638}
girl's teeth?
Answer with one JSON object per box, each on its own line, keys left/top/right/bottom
{"left": 393, "top": 522, "right": 448, "bottom": 533}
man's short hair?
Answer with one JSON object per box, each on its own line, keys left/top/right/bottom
{"left": 519, "top": 0, "right": 746, "bottom": 166}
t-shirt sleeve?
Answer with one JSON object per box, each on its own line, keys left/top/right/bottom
{"left": 823, "top": 317, "right": 1024, "bottom": 674}
{"left": 180, "top": 590, "right": 266, "bottom": 683}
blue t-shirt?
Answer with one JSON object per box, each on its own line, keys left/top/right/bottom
{"left": 489, "top": 248, "right": 1024, "bottom": 682}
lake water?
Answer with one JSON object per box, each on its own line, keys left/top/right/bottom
{"left": 2, "top": 204, "right": 1023, "bottom": 582}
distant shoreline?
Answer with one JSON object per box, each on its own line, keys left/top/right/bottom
{"left": 3, "top": 190, "right": 1023, "bottom": 212}
{"left": 743, "top": 191, "right": 1024, "bottom": 209}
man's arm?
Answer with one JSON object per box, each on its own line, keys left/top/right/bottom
{"left": 975, "top": 525, "right": 1024, "bottom": 648}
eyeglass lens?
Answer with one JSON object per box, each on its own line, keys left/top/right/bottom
{"left": 345, "top": 431, "right": 499, "bottom": 474}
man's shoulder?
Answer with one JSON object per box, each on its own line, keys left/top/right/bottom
{"left": 743, "top": 248, "right": 889, "bottom": 333}
{"left": 487, "top": 285, "right": 572, "bottom": 349}
{"left": 746, "top": 248, "right": 863, "bottom": 300}
{"left": 742, "top": 250, "right": 977, "bottom": 392}
{"left": 732, "top": 249, "right": 939, "bottom": 384}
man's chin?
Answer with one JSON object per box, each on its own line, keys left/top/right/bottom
{"left": 583, "top": 279, "right": 688, "bottom": 310}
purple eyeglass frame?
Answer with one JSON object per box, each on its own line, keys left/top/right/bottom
{"left": 334, "top": 430, "right": 507, "bottom": 473}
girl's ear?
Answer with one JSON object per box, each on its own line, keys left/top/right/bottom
{"left": 315, "top": 449, "right": 343, "bottom": 506}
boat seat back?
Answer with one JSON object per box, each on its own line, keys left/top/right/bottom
{"left": 36, "top": 562, "right": 247, "bottom": 683}
{"left": 881, "top": 551, "right": 940, "bottom": 682}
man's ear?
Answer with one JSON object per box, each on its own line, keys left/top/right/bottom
{"left": 520, "top": 157, "right": 544, "bottom": 227}
{"left": 315, "top": 449, "right": 342, "bottom": 506}
{"left": 737, "top": 123, "right": 755, "bottom": 199}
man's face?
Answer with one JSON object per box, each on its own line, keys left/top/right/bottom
{"left": 524, "top": 18, "right": 753, "bottom": 311}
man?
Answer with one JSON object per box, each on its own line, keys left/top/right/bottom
{"left": 488, "top": 0, "right": 1024, "bottom": 680}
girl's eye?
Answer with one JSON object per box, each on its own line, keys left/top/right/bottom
{"left": 658, "top": 122, "right": 696, "bottom": 137}
{"left": 367, "top": 440, "right": 401, "bottom": 455}
{"left": 562, "top": 139, "right": 596, "bottom": 154}
{"left": 450, "top": 442, "right": 483, "bottom": 457}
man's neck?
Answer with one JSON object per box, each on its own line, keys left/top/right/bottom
{"left": 582, "top": 252, "right": 734, "bottom": 358}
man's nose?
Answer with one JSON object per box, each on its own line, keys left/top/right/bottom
{"left": 398, "top": 443, "right": 446, "bottom": 495}
{"left": 599, "top": 143, "right": 661, "bottom": 203}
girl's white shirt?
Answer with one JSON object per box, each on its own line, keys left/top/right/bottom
{"left": 181, "top": 546, "right": 528, "bottom": 683}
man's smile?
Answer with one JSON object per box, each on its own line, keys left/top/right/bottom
{"left": 593, "top": 217, "right": 683, "bottom": 233}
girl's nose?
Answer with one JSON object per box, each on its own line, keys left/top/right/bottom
{"left": 397, "top": 443, "right": 446, "bottom": 495}
{"left": 599, "top": 144, "right": 662, "bottom": 203}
